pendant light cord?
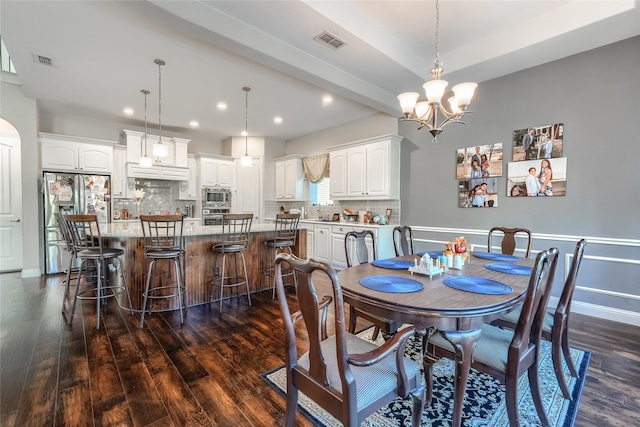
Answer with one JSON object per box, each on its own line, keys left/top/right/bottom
{"left": 243, "top": 86, "right": 251, "bottom": 156}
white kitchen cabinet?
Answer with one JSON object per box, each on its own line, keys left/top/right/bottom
{"left": 331, "top": 224, "right": 354, "bottom": 269}
{"left": 40, "top": 133, "right": 114, "bottom": 173}
{"left": 306, "top": 226, "right": 314, "bottom": 260}
{"left": 313, "top": 224, "right": 331, "bottom": 264}
{"left": 199, "top": 155, "right": 235, "bottom": 189}
{"left": 120, "top": 129, "right": 189, "bottom": 168}
{"left": 328, "top": 134, "right": 401, "bottom": 200}
{"left": 178, "top": 156, "right": 198, "bottom": 200}
{"left": 112, "top": 146, "right": 127, "bottom": 198}
{"left": 275, "top": 155, "right": 304, "bottom": 200}
{"left": 159, "top": 167, "right": 189, "bottom": 181}
{"left": 329, "top": 149, "right": 347, "bottom": 198}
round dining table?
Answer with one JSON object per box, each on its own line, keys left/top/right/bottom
{"left": 337, "top": 252, "right": 535, "bottom": 427}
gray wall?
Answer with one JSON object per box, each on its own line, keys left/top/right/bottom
{"left": 399, "top": 37, "right": 640, "bottom": 322}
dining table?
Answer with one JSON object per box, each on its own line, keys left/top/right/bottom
{"left": 336, "top": 251, "right": 536, "bottom": 427}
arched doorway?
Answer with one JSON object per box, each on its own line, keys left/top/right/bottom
{"left": 0, "top": 118, "right": 23, "bottom": 271}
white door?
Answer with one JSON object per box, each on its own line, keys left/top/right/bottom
{"left": 235, "top": 157, "right": 262, "bottom": 220}
{"left": 0, "top": 126, "right": 23, "bottom": 271}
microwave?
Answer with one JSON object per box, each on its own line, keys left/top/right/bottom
{"left": 202, "top": 187, "right": 231, "bottom": 207}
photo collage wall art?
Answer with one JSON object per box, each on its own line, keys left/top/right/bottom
{"left": 456, "top": 143, "right": 502, "bottom": 208}
{"left": 508, "top": 123, "right": 567, "bottom": 197}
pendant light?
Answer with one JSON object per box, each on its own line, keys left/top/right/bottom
{"left": 240, "top": 86, "right": 252, "bottom": 167}
{"left": 152, "top": 59, "right": 168, "bottom": 158}
{"left": 139, "top": 89, "right": 152, "bottom": 167}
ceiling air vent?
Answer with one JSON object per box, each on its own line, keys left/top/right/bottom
{"left": 32, "top": 53, "right": 53, "bottom": 67}
{"left": 314, "top": 31, "right": 347, "bottom": 50}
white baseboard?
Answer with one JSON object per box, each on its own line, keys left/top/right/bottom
{"left": 21, "top": 268, "right": 41, "bottom": 278}
{"left": 548, "top": 296, "right": 640, "bottom": 327}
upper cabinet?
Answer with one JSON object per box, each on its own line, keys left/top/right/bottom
{"left": 112, "top": 145, "right": 128, "bottom": 198}
{"left": 178, "top": 155, "right": 198, "bottom": 200}
{"left": 198, "top": 155, "right": 235, "bottom": 189}
{"left": 275, "top": 155, "right": 304, "bottom": 201}
{"left": 328, "top": 135, "right": 401, "bottom": 200}
{"left": 120, "top": 129, "right": 189, "bottom": 168}
{"left": 40, "top": 133, "right": 114, "bottom": 174}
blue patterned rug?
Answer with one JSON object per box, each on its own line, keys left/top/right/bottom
{"left": 260, "top": 327, "right": 590, "bottom": 426}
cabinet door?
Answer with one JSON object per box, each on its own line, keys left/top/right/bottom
{"left": 329, "top": 150, "right": 347, "bottom": 198}
{"left": 331, "top": 225, "right": 353, "bottom": 269}
{"left": 174, "top": 140, "right": 189, "bottom": 168}
{"left": 217, "top": 160, "right": 235, "bottom": 188}
{"left": 112, "top": 147, "right": 126, "bottom": 198}
{"left": 284, "top": 160, "right": 297, "bottom": 199}
{"left": 235, "top": 157, "right": 261, "bottom": 219}
{"left": 366, "top": 141, "right": 389, "bottom": 197}
{"left": 41, "top": 141, "right": 79, "bottom": 171}
{"left": 306, "top": 228, "right": 314, "bottom": 260}
{"left": 78, "top": 144, "right": 112, "bottom": 173}
{"left": 179, "top": 156, "right": 198, "bottom": 200}
{"left": 346, "top": 147, "right": 366, "bottom": 197}
{"left": 200, "top": 159, "right": 218, "bottom": 187}
{"left": 314, "top": 224, "right": 331, "bottom": 263}
{"left": 275, "top": 161, "right": 286, "bottom": 199}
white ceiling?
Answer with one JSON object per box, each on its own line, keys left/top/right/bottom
{"left": 2, "top": 1, "right": 638, "bottom": 141}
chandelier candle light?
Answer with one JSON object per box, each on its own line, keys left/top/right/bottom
{"left": 152, "top": 59, "right": 168, "bottom": 158}
{"left": 139, "top": 89, "right": 152, "bottom": 167}
{"left": 397, "top": 0, "right": 477, "bottom": 142}
{"left": 240, "top": 86, "right": 252, "bottom": 167}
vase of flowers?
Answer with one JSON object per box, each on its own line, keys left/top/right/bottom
{"left": 133, "top": 188, "right": 145, "bottom": 218}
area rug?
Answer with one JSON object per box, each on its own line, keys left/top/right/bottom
{"left": 260, "top": 327, "right": 590, "bottom": 426}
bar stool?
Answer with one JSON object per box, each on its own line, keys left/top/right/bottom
{"left": 263, "top": 213, "right": 300, "bottom": 298}
{"left": 56, "top": 211, "right": 78, "bottom": 315}
{"left": 139, "top": 215, "right": 186, "bottom": 329}
{"left": 210, "top": 213, "right": 253, "bottom": 312}
{"left": 64, "top": 214, "right": 133, "bottom": 330}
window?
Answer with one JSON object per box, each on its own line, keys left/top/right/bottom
{"left": 309, "top": 178, "right": 332, "bottom": 205}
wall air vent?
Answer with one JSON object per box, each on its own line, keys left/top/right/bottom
{"left": 32, "top": 53, "right": 53, "bottom": 67}
{"left": 313, "top": 31, "right": 347, "bottom": 50}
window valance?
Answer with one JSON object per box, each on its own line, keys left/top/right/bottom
{"left": 302, "top": 153, "right": 330, "bottom": 183}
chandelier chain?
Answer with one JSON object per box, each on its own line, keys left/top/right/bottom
{"left": 434, "top": 0, "right": 440, "bottom": 64}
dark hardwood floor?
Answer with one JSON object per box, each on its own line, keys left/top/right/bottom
{"left": 1, "top": 271, "right": 639, "bottom": 426}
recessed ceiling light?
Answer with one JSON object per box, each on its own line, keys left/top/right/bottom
{"left": 273, "top": 116, "right": 283, "bottom": 124}
{"left": 189, "top": 121, "right": 199, "bottom": 127}
{"left": 217, "top": 102, "right": 227, "bottom": 111}
{"left": 322, "top": 95, "right": 333, "bottom": 105}
{"left": 123, "top": 107, "right": 134, "bottom": 116}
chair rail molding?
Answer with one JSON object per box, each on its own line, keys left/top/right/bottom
{"left": 410, "top": 225, "right": 640, "bottom": 326}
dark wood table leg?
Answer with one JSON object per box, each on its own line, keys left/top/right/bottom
{"left": 441, "top": 329, "right": 482, "bottom": 427}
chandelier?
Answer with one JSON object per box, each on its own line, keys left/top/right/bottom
{"left": 152, "top": 59, "right": 168, "bottom": 158}
{"left": 139, "top": 89, "right": 152, "bottom": 167}
{"left": 240, "top": 86, "right": 252, "bottom": 167}
{"left": 397, "top": 0, "right": 477, "bottom": 142}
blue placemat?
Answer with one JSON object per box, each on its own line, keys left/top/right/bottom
{"left": 372, "top": 259, "right": 415, "bottom": 270}
{"left": 484, "top": 263, "right": 532, "bottom": 276}
{"left": 472, "top": 252, "right": 519, "bottom": 262}
{"left": 417, "top": 251, "right": 443, "bottom": 258}
{"left": 443, "top": 276, "right": 513, "bottom": 295}
{"left": 360, "top": 276, "right": 424, "bottom": 293}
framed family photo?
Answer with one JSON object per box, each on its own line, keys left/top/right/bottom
{"left": 513, "top": 123, "right": 564, "bottom": 161}
{"left": 456, "top": 143, "right": 503, "bottom": 180}
{"left": 507, "top": 157, "right": 567, "bottom": 197}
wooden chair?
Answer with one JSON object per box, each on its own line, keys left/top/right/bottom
{"left": 139, "top": 215, "right": 186, "bottom": 328}
{"left": 492, "top": 239, "right": 587, "bottom": 400}
{"left": 55, "top": 211, "right": 78, "bottom": 315}
{"left": 393, "top": 225, "right": 415, "bottom": 256}
{"left": 488, "top": 226, "right": 532, "bottom": 257}
{"left": 345, "top": 230, "right": 398, "bottom": 340}
{"left": 426, "top": 247, "right": 559, "bottom": 427}
{"left": 273, "top": 253, "right": 426, "bottom": 427}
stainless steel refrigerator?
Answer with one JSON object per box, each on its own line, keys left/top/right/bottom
{"left": 43, "top": 172, "right": 111, "bottom": 274}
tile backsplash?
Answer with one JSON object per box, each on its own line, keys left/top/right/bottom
{"left": 267, "top": 200, "right": 401, "bottom": 225}
{"left": 113, "top": 179, "right": 195, "bottom": 219}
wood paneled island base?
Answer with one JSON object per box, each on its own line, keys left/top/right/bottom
{"left": 102, "top": 223, "right": 306, "bottom": 312}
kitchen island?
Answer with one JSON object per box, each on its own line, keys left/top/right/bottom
{"left": 101, "top": 222, "right": 307, "bottom": 311}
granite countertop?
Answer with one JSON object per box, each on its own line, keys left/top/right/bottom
{"left": 101, "top": 221, "right": 302, "bottom": 237}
